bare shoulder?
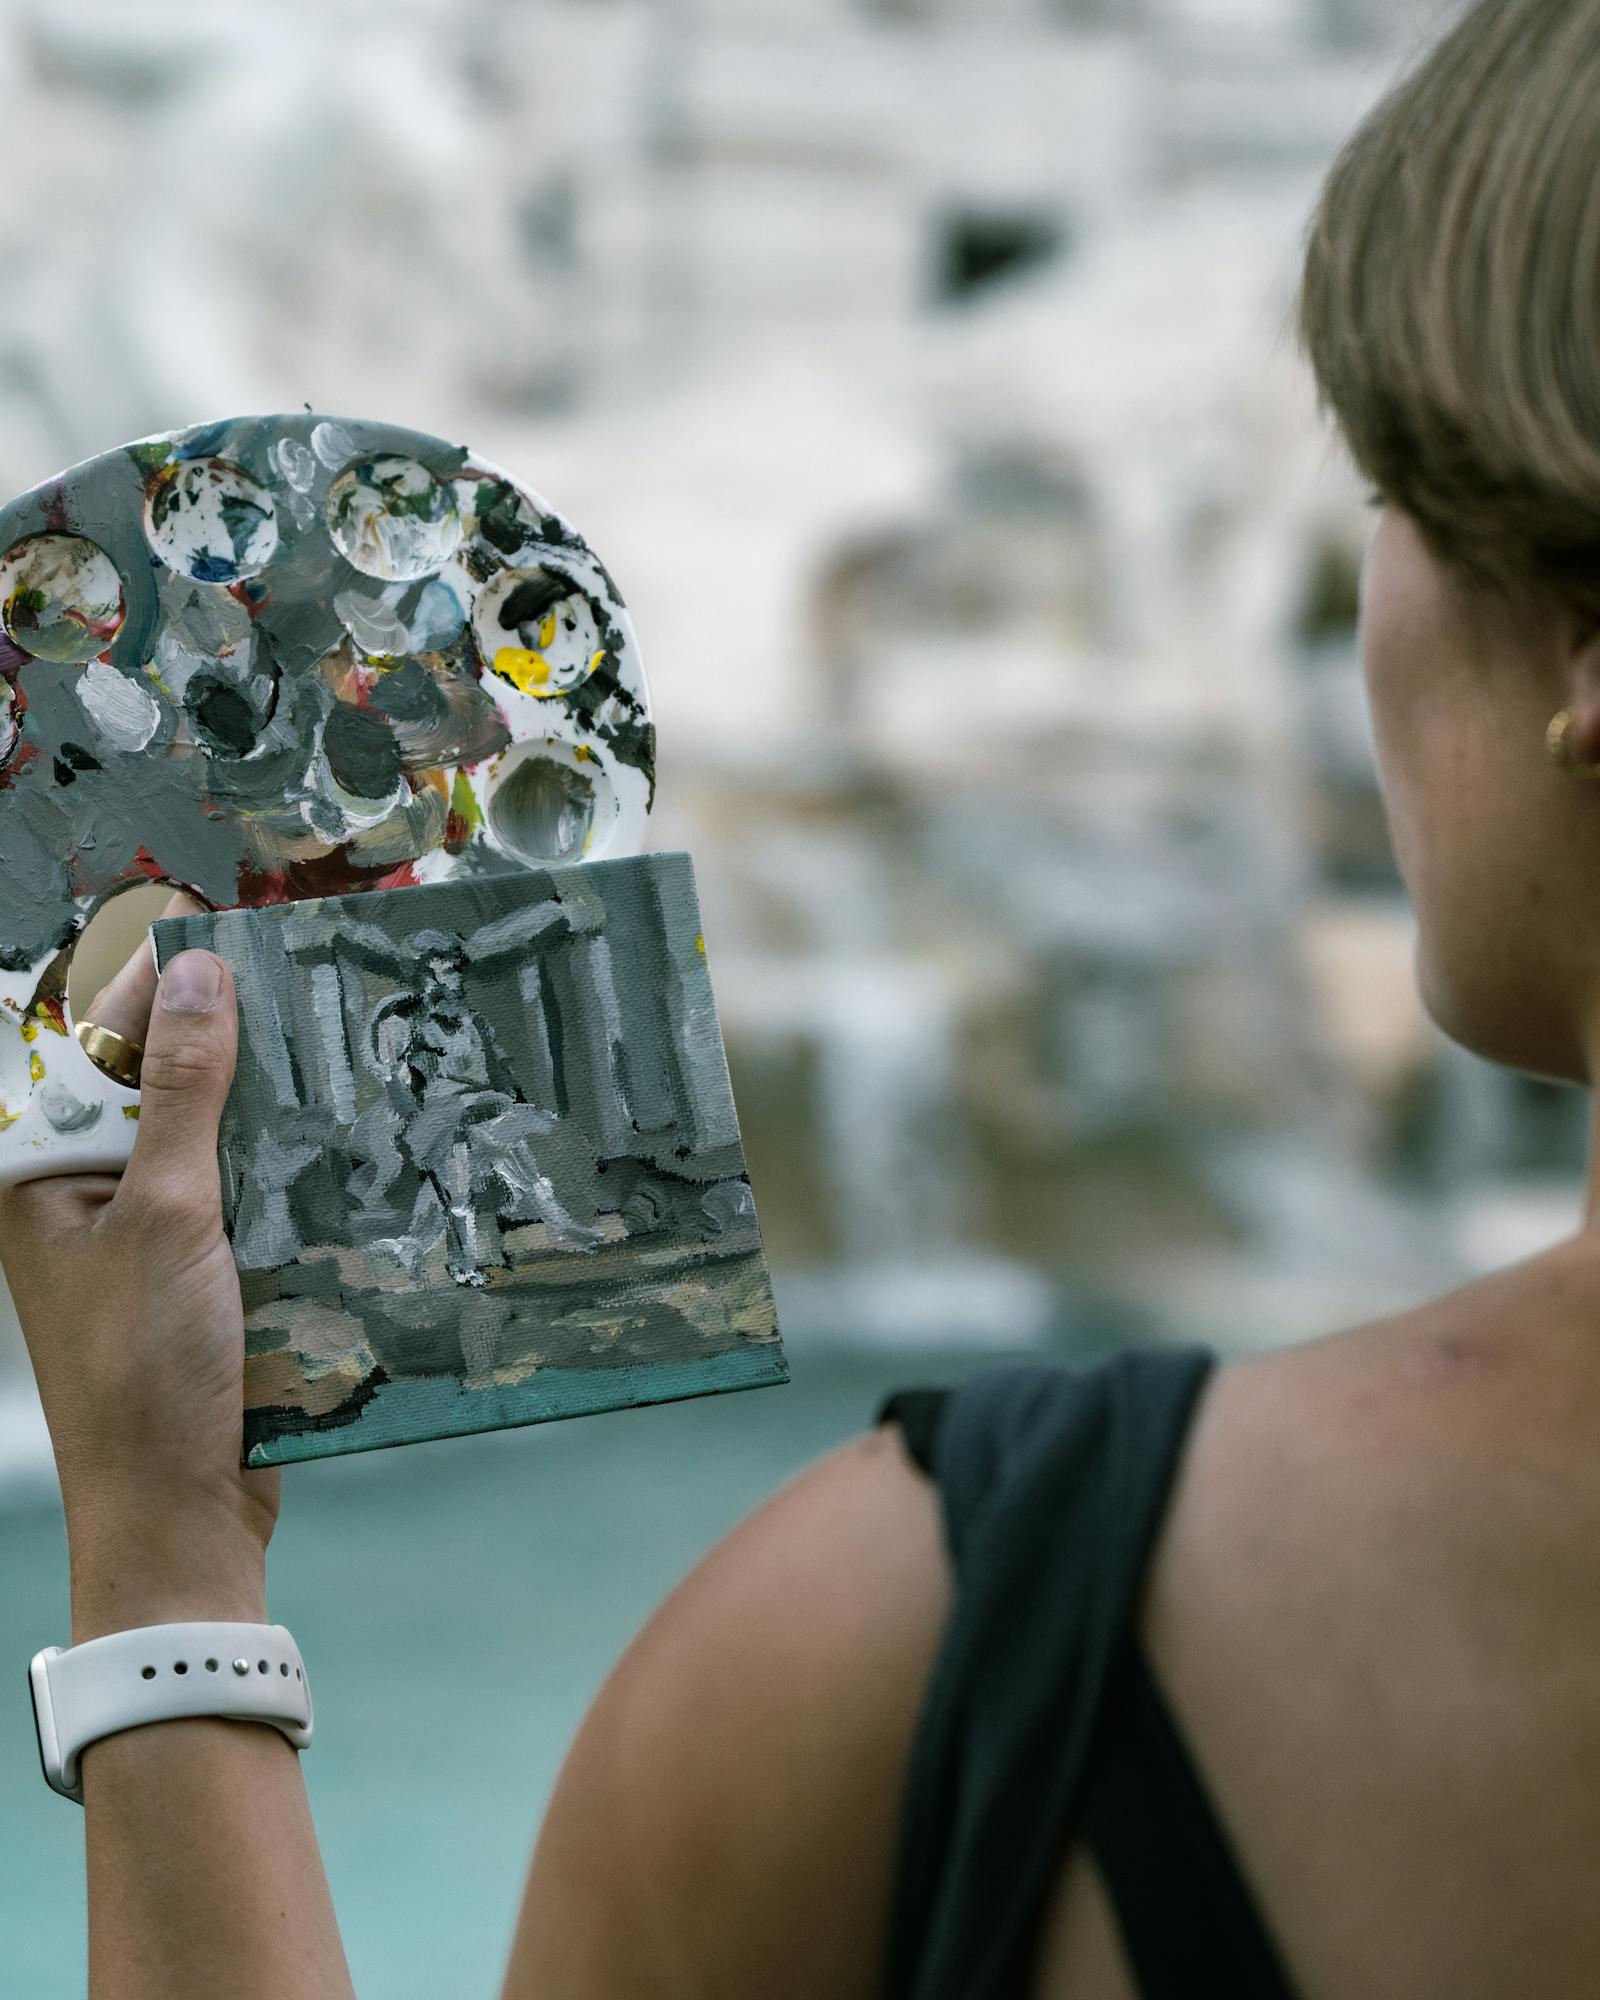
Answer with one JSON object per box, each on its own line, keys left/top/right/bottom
{"left": 1171, "top": 1234, "right": 1600, "bottom": 1531}
{"left": 1146, "top": 1236, "right": 1600, "bottom": 1751}
{"left": 1129, "top": 1239, "right": 1600, "bottom": 1999}
{"left": 500, "top": 1421, "right": 951, "bottom": 2000}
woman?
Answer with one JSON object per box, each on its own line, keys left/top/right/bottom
{"left": 9, "top": 2, "right": 1600, "bottom": 1993}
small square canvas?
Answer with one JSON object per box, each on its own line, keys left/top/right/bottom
{"left": 152, "top": 855, "right": 785, "bottom": 1466}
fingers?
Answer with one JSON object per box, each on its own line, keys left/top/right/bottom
{"left": 0, "top": 896, "right": 225, "bottom": 1262}
{"left": 81, "top": 890, "right": 208, "bottom": 1054}
{"left": 115, "top": 949, "right": 238, "bottom": 1229}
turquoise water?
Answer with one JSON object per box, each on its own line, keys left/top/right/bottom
{"left": 0, "top": 1348, "right": 1012, "bottom": 1997}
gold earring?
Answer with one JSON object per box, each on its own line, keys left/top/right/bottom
{"left": 1546, "top": 708, "right": 1600, "bottom": 780}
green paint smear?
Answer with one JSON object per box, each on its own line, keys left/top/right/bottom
{"left": 245, "top": 1343, "right": 789, "bottom": 1467}
{"left": 127, "top": 439, "right": 174, "bottom": 475}
{"left": 449, "top": 766, "right": 481, "bottom": 835}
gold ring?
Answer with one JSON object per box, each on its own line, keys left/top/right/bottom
{"left": 1547, "top": 707, "right": 1600, "bottom": 780}
{"left": 75, "top": 1018, "right": 144, "bottom": 1089}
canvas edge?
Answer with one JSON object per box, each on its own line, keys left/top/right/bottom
{"left": 243, "top": 1343, "right": 790, "bottom": 1467}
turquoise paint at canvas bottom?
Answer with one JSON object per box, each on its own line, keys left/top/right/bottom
{"left": 246, "top": 1344, "right": 790, "bottom": 1466}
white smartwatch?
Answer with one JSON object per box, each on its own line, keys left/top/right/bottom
{"left": 29, "top": 1622, "right": 314, "bottom": 1804}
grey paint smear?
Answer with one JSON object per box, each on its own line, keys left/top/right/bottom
{"left": 38, "top": 1078, "right": 102, "bottom": 1133}
{"left": 153, "top": 853, "right": 780, "bottom": 1462}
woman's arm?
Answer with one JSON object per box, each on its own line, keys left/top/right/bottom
{"left": 499, "top": 1421, "right": 952, "bottom": 2000}
{"left": 68, "top": 1526, "right": 350, "bottom": 2000}
{"left": 0, "top": 920, "right": 356, "bottom": 2000}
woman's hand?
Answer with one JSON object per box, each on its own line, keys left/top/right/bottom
{"left": 0, "top": 897, "right": 278, "bottom": 1640}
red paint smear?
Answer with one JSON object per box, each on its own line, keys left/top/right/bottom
{"left": 0, "top": 740, "right": 39, "bottom": 792}
{"left": 42, "top": 484, "right": 70, "bottom": 532}
{"left": 35, "top": 995, "right": 66, "bottom": 1035}
{"left": 69, "top": 607, "right": 124, "bottom": 645}
{"left": 228, "top": 579, "right": 270, "bottom": 620}
{"left": 233, "top": 852, "right": 421, "bottom": 909}
{"left": 443, "top": 809, "right": 471, "bottom": 853}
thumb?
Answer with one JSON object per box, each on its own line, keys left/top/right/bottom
{"left": 119, "top": 949, "right": 238, "bottom": 1222}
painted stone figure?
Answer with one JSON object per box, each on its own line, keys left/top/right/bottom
{"left": 358, "top": 929, "right": 604, "bottom": 1284}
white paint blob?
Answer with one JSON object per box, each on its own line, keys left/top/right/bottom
{"left": 77, "top": 659, "right": 162, "bottom": 752}
{"left": 268, "top": 437, "right": 318, "bottom": 528}
{"left": 310, "top": 420, "right": 358, "bottom": 470}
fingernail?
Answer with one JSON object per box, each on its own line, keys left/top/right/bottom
{"left": 160, "top": 950, "right": 223, "bottom": 1014}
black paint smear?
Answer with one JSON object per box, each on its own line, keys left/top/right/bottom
{"left": 541, "top": 966, "right": 569, "bottom": 1119}
{"left": 51, "top": 740, "right": 103, "bottom": 786}
{"left": 189, "top": 680, "right": 259, "bottom": 758}
{"left": 532, "top": 509, "right": 625, "bottom": 609}
{"left": 563, "top": 658, "right": 657, "bottom": 807}
{"left": 457, "top": 540, "right": 503, "bottom": 588}
{"left": 323, "top": 700, "right": 403, "bottom": 801}
{"left": 474, "top": 480, "right": 532, "bottom": 557}
{"left": 498, "top": 568, "right": 577, "bottom": 632}
{"left": 245, "top": 1365, "right": 393, "bottom": 1451}
{"left": 464, "top": 483, "right": 625, "bottom": 608}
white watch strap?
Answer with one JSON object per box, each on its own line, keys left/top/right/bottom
{"left": 30, "top": 1622, "right": 313, "bottom": 1804}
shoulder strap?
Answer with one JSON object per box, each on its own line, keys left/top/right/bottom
{"left": 1079, "top": 1638, "right": 1300, "bottom": 1999}
{"left": 883, "top": 1346, "right": 1217, "bottom": 2000}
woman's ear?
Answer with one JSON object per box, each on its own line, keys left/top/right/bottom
{"left": 1559, "top": 624, "right": 1600, "bottom": 765}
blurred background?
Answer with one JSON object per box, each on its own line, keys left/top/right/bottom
{"left": 3, "top": 0, "right": 1582, "bottom": 1991}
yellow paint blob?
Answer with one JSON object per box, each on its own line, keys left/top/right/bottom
{"left": 20, "top": 1019, "right": 36, "bottom": 1043}
{"left": 695, "top": 933, "right": 706, "bottom": 956}
{"left": 574, "top": 744, "right": 593, "bottom": 763}
{"left": 589, "top": 649, "right": 605, "bottom": 675}
{"left": 28, "top": 1051, "right": 44, "bottom": 1083}
{"left": 0, "top": 1106, "right": 19, "bottom": 1131}
{"left": 493, "top": 646, "right": 559, "bottom": 697}
{"left": 122, "top": 1105, "right": 140, "bottom": 1121}
{"left": 538, "top": 611, "right": 557, "bottom": 649}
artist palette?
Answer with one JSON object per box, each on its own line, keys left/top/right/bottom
{"left": 0, "top": 414, "right": 653, "bottom": 1185}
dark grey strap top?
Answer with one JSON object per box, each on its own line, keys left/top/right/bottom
{"left": 878, "top": 1348, "right": 1300, "bottom": 2000}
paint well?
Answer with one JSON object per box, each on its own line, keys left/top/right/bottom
{"left": 327, "top": 457, "right": 463, "bottom": 582}
{"left": 474, "top": 564, "right": 611, "bottom": 698}
{"left": 146, "top": 458, "right": 279, "bottom": 582}
{"left": 0, "top": 534, "right": 125, "bottom": 663}
{"left": 488, "top": 752, "right": 599, "bottom": 863}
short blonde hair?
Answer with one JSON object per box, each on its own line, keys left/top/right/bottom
{"left": 1300, "top": 0, "right": 1600, "bottom": 615}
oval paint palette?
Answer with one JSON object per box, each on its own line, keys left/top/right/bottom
{"left": 0, "top": 414, "right": 653, "bottom": 1185}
